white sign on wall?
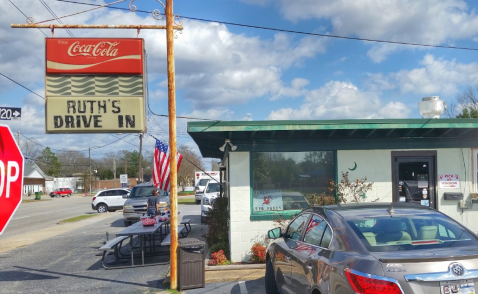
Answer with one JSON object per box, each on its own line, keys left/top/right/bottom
{"left": 253, "top": 189, "right": 284, "bottom": 211}
{"left": 120, "top": 174, "right": 128, "bottom": 184}
{"left": 439, "top": 174, "right": 460, "bottom": 188}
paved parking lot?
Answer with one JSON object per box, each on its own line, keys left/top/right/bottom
{"left": 0, "top": 198, "right": 266, "bottom": 294}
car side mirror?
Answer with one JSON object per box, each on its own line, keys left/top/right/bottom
{"left": 268, "top": 227, "right": 282, "bottom": 239}
{"left": 123, "top": 193, "right": 129, "bottom": 198}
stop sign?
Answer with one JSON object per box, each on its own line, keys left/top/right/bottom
{"left": 0, "top": 124, "right": 24, "bottom": 235}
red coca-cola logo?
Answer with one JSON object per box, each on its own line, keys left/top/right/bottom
{"left": 46, "top": 38, "right": 144, "bottom": 75}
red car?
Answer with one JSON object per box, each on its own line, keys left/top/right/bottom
{"left": 50, "top": 188, "right": 73, "bottom": 197}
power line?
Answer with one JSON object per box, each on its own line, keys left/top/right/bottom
{"left": 8, "top": 0, "right": 48, "bottom": 37}
{"left": 53, "top": 0, "right": 478, "bottom": 52}
{"left": 40, "top": 0, "right": 75, "bottom": 37}
{"left": 0, "top": 72, "right": 44, "bottom": 99}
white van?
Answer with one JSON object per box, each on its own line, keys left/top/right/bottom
{"left": 194, "top": 171, "right": 219, "bottom": 204}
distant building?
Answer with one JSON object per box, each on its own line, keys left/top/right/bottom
{"left": 23, "top": 163, "right": 48, "bottom": 195}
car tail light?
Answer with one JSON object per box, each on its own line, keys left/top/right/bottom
{"left": 344, "top": 269, "right": 403, "bottom": 294}
{"left": 92, "top": 197, "right": 96, "bottom": 201}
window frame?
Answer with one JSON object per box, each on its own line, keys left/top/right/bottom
{"left": 285, "top": 213, "right": 312, "bottom": 241}
{"left": 474, "top": 149, "right": 478, "bottom": 192}
{"left": 302, "top": 213, "right": 334, "bottom": 249}
{"left": 249, "top": 151, "right": 337, "bottom": 221}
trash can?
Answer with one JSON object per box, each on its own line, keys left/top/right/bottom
{"left": 177, "top": 238, "right": 206, "bottom": 291}
{"left": 34, "top": 192, "right": 42, "bottom": 200}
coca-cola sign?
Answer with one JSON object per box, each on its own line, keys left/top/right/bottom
{"left": 46, "top": 38, "right": 143, "bottom": 75}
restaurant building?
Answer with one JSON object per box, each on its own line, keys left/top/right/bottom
{"left": 188, "top": 117, "right": 478, "bottom": 262}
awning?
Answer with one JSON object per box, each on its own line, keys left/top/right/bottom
{"left": 187, "top": 119, "right": 478, "bottom": 158}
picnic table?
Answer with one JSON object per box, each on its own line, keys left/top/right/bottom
{"left": 98, "top": 217, "right": 192, "bottom": 269}
{"left": 116, "top": 219, "right": 170, "bottom": 267}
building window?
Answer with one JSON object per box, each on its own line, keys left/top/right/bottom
{"left": 252, "top": 151, "right": 336, "bottom": 216}
{"left": 474, "top": 149, "right": 478, "bottom": 191}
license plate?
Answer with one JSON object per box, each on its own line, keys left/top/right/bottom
{"left": 440, "top": 280, "right": 475, "bottom": 294}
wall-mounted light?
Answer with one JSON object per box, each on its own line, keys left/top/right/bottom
{"left": 219, "top": 139, "right": 237, "bottom": 152}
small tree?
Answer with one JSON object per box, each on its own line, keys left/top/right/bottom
{"left": 337, "top": 171, "right": 375, "bottom": 203}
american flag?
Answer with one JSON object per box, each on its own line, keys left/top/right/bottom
{"left": 153, "top": 139, "right": 183, "bottom": 191}
{"left": 306, "top": 218, "right": 323, "bottom": 233}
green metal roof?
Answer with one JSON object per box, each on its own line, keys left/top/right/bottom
{"left": 187, "top": 118, "right": 478, "bottom": 158}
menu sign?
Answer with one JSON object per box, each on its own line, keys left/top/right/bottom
{"left": 439, "top": 174, "right": 460, "bottom": 188}
{"left": 253, "top": 190, "right": 283, "bottom": 211}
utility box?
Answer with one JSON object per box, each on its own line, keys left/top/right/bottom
{"left": 178, "top": 238, "right": 206, "bottom": 291}
{"left": 444, "top": 192, "right": 463, "bottom": 200}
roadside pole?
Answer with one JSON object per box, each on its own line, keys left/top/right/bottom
{"left": 166, "top": 0, "right": 179, "bottom": 289}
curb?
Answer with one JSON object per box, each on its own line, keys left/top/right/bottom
{"left": 205, "top": 264, "right": 265, "bottom": 271}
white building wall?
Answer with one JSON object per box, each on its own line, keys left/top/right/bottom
{"left": 227, "top": 148, "right": 478, "bottom": 262}
{"left": 45, "top": 177, "right": 80, "bottom": 193}
{"left": 338, "top": 148, "right": 478, "bottom": 232}
{"left": 229, "top": 152, "right": 277, "bottom": 262}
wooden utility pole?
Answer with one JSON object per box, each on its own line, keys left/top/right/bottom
{"left": 166, "top": 0, "right": 179, "bottom": 289}
{"left": 138, "top": 133, "right": 143, "bottom": 183}
{"left": 113, "top": 157, "right": 116, "bottom": 188}
{"left": 89, "top": 147, "right": 91, "bottom": 195}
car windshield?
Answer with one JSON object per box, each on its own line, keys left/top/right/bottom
{"left": 346, "top": 210, "right": 478, "bottom": 252}
{"left": 129, "top": 186, "right": 165, "bottom": 198}
{"left": 206, "top": 183, "right": 220, "bottom": 193}
{"left": 198, "top": 179, "right": 209, "bottom": 186}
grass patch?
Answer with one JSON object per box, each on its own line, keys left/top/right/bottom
{"left": 59, "top": 214, "right": 98, "bottom": 223}
{"left": 178, "top": 197, "right": 196, "bottom": 205}
{"left": 22, "top": 199, "right": 52, "bottom": 203}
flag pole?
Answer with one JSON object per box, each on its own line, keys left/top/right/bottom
{"left": 166, "top": 0, "right": 179, "bottom": 290}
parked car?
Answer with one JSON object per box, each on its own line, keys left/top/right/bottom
{"left": 200, "top": 181, "right": 222, "bottom": 223}
{"left": 122, "top": 182, "right": 169, "bottom": 226}
{"left": 91, "top": 188, "right": 131, "bottom": 213}
{"left": 265, "top": 202, "right": 478, "bottom": 294}
{"left": 49, "top": 188, "right": 72, "bottom": 198}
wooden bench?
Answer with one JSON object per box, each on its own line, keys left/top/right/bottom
{"left": 98, "top": 236, "right": 129, "bottom": 269}
{"left": 161, "top": 224, "right": 189, "bottom": 246}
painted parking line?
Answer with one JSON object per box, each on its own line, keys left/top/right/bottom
{"left": 238, "top": 281, "right": 248, "bottom": 294}
{"left": 12, "top": 216, "right": 30, "bottom": 220}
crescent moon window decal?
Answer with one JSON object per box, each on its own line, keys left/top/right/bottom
{"left": 348, "top": 162, "right": 357, "bottom": 171}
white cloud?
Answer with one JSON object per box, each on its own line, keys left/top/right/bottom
{"left": 365, "top": 54, "right": 478, "bottom": 95}
{"left": 243, "top": 0, "right": 478, "bottom": 62}
{"left": 241, "top": 113, "right": 253, "bottom": 121}
{"left": 270, "top": 78, "right": 310, "bottom": 101}
{"left": 267, "top": 81, "right": 410, "bottom": 120}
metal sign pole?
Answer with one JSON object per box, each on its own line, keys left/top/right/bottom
{"left": 166, "top": 0, "right": 178, "bottom": 289}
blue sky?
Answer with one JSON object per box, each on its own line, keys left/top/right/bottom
{"left": 1, "top": 0, "right": 478, "bottom": 164}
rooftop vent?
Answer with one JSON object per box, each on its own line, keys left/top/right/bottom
{"left": 418, "top": 96, "right": 447, "bottom": 119}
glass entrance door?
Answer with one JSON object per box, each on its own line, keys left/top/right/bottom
{"left": 393, "top": 157, "right": 436, "bottom": 209}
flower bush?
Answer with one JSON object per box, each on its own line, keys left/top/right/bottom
{"left": 208, "top": 249, "right": 228, "bottom": 266}
{"left": 250, "top": 242, "right": 266, "bottom": 263}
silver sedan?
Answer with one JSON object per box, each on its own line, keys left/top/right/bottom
{"left": 265, "top": 203, "right": 478, "bottom": 294}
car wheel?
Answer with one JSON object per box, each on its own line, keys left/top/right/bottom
{"left": 195, "top": 199, "right": 200, "bottom": 204}
{"left": 67, "top": 194, "right": 71, "bottom": 197}
{"left": 265, "top": 257, "right": 279, "bottom": 294}
{"left": 97, "top": 204, "right": 108, "bottom": 213}
{"left": 124, "top": 220, "right": 132, "bottom": 227}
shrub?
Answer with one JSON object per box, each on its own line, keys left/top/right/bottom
{"left": 205, "top": 196, "right": 230, "bottom": 258}
{"left": 250, "top": 242, "right": 266, "bottom": 263}
{"left": 208, "top": 250, "right": 228, "bottom": 266}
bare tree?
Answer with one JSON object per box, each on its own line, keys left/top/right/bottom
{"left": 57, "top": 150, "right": 89, "bottom": 177}
{"left": 446, "top": 86, "right": 478, "bottom": 118}
{"left": 178, "top": 145, "right": 204, "bottom": 187}
{"left": 20, "top": 140, "right": 41, "bottom": 163}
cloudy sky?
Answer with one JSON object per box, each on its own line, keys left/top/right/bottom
{"left": 1, "top": 0, "right": 478, "bottom": 164}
